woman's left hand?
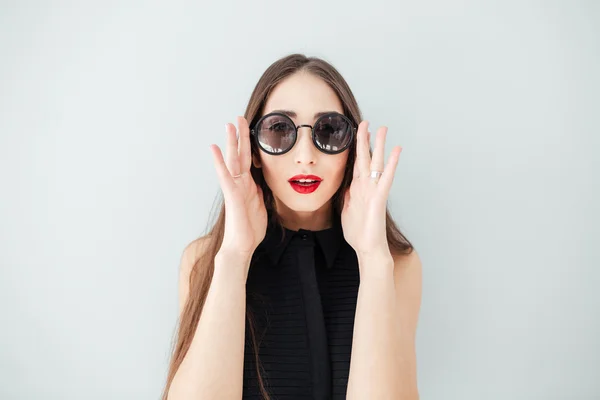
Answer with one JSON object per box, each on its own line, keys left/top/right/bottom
{"left": 341, "top": 121, "right": 402, "bottom": 263}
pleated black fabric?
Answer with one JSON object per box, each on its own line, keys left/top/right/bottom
{"left": 242, "top": 212, "right": 360, "bottom": 400}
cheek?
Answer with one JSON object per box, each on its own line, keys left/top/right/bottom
{"left": 259, "top": 157, "right": 283, "bottom": 186}
{"left": 327, "top": 156, "right": 349, "bottom": 184}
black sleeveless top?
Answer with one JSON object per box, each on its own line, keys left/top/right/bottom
{"left": 242, "top": 213, "right": 360, "bottom": 399}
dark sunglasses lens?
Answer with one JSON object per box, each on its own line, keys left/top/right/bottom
{"left": 314, "top": 115, "right": 353, "bottom": 153}
{"left": 256, "top": 115, "right": 296, "bottom": 153}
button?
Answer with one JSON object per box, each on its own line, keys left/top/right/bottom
{"left": 301, "top": 233, "right": 308, "bottom": 240}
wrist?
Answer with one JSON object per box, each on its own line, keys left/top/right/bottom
{"left": 356, "top": 249, "right": 393, "bottom": 265}
{"left": 214, "top": 250, "right": 253, "bottom": 283}
{"left": 356, "top": 252, "right": 394, "bottom": 280}
{"left": 216, "top": 246, "right": 254, "bottom": 263}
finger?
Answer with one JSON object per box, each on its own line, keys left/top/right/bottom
{"left": 209, "top": 144, "right": 235, "bottom": 195}
{"left": 370, "top": 126, "right": 387, "bottom": 179}
{"left": 356, "top": 120, "right": 371, "bottom": 178}
{"left": 224, "top": 123, "right": 240, "bottom": 176}
{"left": 237, "top": 116, "right": 251, "bottom": 173}
{"left": 378, "top": 145, "right": 402, "bottom": 194}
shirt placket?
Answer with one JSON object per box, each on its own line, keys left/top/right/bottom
{"left": 294, "top": 229, "right": 332, "bottom": 400}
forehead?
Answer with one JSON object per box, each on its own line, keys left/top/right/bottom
{"left": 263, "top": 72, "right": 344, "bottom": 120}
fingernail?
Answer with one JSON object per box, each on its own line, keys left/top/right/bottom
{"left": 225, "top": 124, "right": 229, "bottom": 132}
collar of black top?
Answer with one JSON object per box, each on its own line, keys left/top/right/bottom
{"left": 256, "top": 211, "right": 344, "bottom": 269}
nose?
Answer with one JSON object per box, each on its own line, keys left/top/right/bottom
{"left": 293, "top": 126, "right": 317, "bottom": 165}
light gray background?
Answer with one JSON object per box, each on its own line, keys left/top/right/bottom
{"left": 1, "top": 1, "right": 598, "bottom": 399}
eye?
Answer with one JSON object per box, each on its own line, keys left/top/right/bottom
{"left": 270, "top": 122, "right": 290, "bottom": 133}
{"left": 318, "top": 123, "right": 335, "bottom": 134}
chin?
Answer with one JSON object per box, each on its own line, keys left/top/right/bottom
{"left": 281, "top": 197, "right": 327, "bottom": 212}
{"left": 272, "top": 187, "right": 330, "bottom": 212}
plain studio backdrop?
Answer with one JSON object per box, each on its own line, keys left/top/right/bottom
{"left": 1, "top": 1, "right": 598, "bottom": 399}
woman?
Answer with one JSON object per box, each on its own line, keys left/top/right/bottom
{"left": 163, "top": 54, "right": 422, "bottom": 400}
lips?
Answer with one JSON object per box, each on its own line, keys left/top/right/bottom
{"left": 289, "top": 180, "right": 321, "bottom": 194}
{"left": 288, "top": 174, "right": 322, "bottom": 183}
{"left": 288, "top": 174, "right": 322, "bottom": 194}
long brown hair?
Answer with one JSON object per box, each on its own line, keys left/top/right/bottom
{"left": 161, "top": 53, "right": 414, "bottom": 400}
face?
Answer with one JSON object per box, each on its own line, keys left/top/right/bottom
{"left": 252, "top": 71, "right": 350, "bottom": 230}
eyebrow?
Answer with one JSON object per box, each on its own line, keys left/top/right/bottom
{"left": 269, "top": 109, "right": 339, "bottom": 120}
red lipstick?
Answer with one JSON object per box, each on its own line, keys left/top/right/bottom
{"left": 288, "top": 174, "right": 322, "bottom": 194}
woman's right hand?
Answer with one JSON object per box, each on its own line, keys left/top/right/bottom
{"left": 209, "top": 116, "right": 268, "bottom": 262}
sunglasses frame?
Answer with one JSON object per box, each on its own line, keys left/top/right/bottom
{"left": 250, "top": 111, "right": 357, "bottom": 156}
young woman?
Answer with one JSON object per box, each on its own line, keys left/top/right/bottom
{"left": 162, "top": 54, "right": 422, "bottom": 400}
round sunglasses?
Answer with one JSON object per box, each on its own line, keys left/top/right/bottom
{"left": 250, "top": 112, "right": 357, "bottom": 155}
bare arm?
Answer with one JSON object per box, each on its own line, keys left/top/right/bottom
{"left": 167, "top": 240, "right": 251, "bottom": 400}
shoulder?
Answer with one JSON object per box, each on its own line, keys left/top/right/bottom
{"left": 178, "top": 234, "right": 213, "bottom": 314}
{"left": 391, "top": 248, "right": 422, "bottom": 308}
{"left": 391, "top": 248, "right": 422, "bottom": 335}
{"left": 392, "top": 248, "right": 422, "bottom": 270}
{"left": 180, "top": 235, "right": 213, "bottom": 276}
